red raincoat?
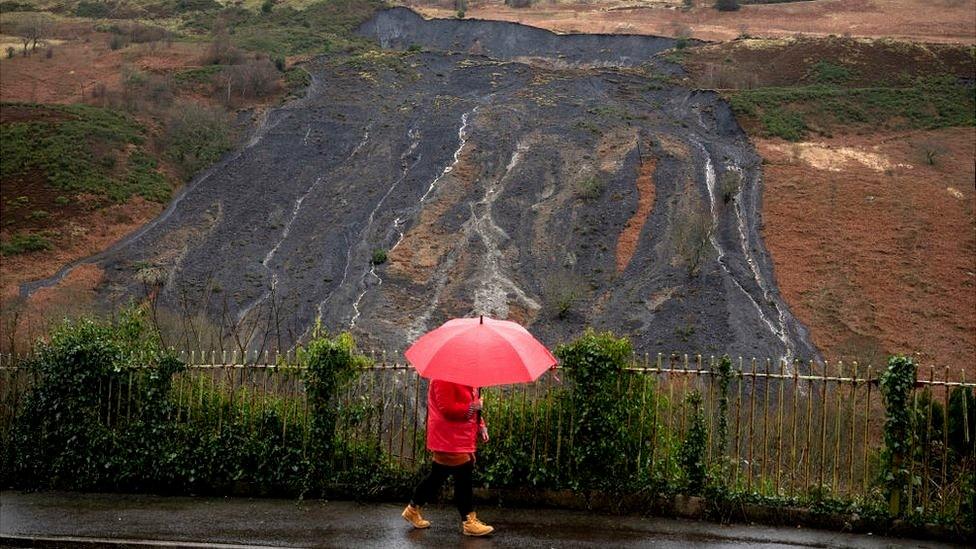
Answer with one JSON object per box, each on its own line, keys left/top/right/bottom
{"left": 426, "top": 379, "right": 486, "bottom": 453}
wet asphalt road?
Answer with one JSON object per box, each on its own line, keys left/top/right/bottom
{"left": 0, "top": 491, "right": 956, "bottom": 548}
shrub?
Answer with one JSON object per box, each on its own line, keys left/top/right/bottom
{"left": 299, "top": 328, "right": 371, "bottom": 493}
{"left": 914, "top": 138, "right": 947, "bottom": 166}
{"left": 760, "top": 107, "right": 807, "bottom": 141}
{"left": 810, "top": 60, "right": 854, "bottom": 84}
{"left": 575, "top": 176, "right": 604, "bottom": 201}
{"left": 161, "top": 102, "right": 233, "bottom": 180}
{"left": 3, "top": 309, "right": 183, "bottom": 490}
{"left": 284, "top": 66, "right": 311, "bottom": 97}
{"left": 75, "top": 0, "right": 112, "bottom": 17}
{"left": 371, "top": 248, "right": 387, "bottom": 265}
{"left": 109, "top": 34, "right": 125, "bottom": 50}
{"left": 719, "top": 170, "right": 741, "bottom": 203}
{"left": 715, "top": 0, "right": 740, "bottom": 10}
{"left": 219, "top": 59, "right": 282, "bottom": 101}
{"left": 713, "top": 355, "right": 734, "bottom": 461}
{"left": 5, "top": 46, "right": 14, "bottom": 58}
{"left": 729, "top": 77, "right": 974, "bottom": 138}
{"left": 542, "top": 270, "right": 586, "bottom": 320}
{"left": 0, "top": 232, "right": 53, "bottom": 255}
{"left": 261, "top": 0, "right": 274, "bottom": 14}
{"left": 556, "top": 330, "right": 636, "bottom": 491}
{"left": 1, "top": 103, "right": 170, "bottom": 202}
{"left": 0, "top": 313, "right": 395, "bottom": 497}
{"left": 203, "top": 29, "right": 244, "bottom": 65}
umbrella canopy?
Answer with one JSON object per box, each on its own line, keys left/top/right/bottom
{"left": 404, "top": 315, "right": 557, "bottom": 387}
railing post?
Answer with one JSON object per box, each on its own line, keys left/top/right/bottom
{"left": 818, "top": 361, "right": 828, "bottom": 494}
{"left": 847, "top": 362, "right": 858, "bottom": 495}
{"left": 746, "top": 358, "right": 757, "bottom": 493}
{"left": 761, "top": 358, "right": 771, "bottom": 495}
{"left": 833, "top": 361, "right": 843, "bottom": 493}
{"left": 775, "top": 358, "right": 786, "bottom": 496}
{"left": 862, "top": 364, "right": 872, "bottom": 493}
{"left": 789, "top": 360, "right": 799, "bottom": 498}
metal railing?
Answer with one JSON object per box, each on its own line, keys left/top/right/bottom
{"left": 1, "top": 351, "right": 972, "bottom": 517}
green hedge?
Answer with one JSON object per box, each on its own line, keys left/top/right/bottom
{"left": 0, "top": 310, "right": 410, "bottom": 497}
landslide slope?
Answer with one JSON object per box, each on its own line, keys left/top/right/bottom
{"left": 25, "top": 8, "right": 818, "bottom": 361}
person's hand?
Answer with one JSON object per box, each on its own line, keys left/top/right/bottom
{"left": 478, "top": 425, "right": 490, "bottom": 443}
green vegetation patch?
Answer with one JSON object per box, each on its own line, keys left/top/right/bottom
{"left": 284, "top": 66, "right": 312, "bottom": 97}
{"left": 730, "top": 77, "right": 976, "bottom": 141}
{"left": 187, "top": 0, "right": 385, "bottom": 58}
{"left": 0, "top": 232, "right": 53, "bottom": 256}
{"left": 809, "top": 60, "right": 855, "bottom": 84}
{"left": 172, "top": 65, "right": 224, "bottom": 84}
{"left": 0, "top": 103, "right": 170, "bottom": 202}
{"left": 160, "top": 103, "right": 234, "bottom": 181}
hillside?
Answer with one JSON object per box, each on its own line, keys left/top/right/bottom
{"left": 2, "top": 1, "right": 973, "bottom": 372}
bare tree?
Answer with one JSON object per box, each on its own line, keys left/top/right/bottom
{"left": 672, "top": 191, "right": 715, "bottom": 277}
{"left": 203, "top": 23, "right": 243, "bottom": 65}
{"left": 14, "top": 14, "right": 51, "bottom": 55}
{"left": 218, "top": 59, "right": 281, "bottom": 104}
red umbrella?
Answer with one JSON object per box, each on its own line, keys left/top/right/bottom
{"left": 404, "top": 315, "right": 557, "bottom": 387}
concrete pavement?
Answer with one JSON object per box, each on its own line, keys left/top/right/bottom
{"left": 0, "top": 491, "right": 960, "bottom": 548}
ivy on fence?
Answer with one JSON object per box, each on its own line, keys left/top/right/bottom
{"left": 679, "top": 391, "right": 707, "bottom": 494}
{"left": 879, "top": 355, "right": 917, "bottom": 516}
{"left": 4, "top": 309, "right": 183, "bottom": 490}
{"left": 557, "top": 329, "right": 636, "bottom": 492}
{"left": 300, "top": 326, "right": 367, "bottom": 490}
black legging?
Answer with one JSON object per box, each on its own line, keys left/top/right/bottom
{"left": 410, "top": 460, "right": 474, "bottom": 519}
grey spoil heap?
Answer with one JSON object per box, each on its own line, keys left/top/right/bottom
{"left": 25, "top": 7, "right": 818, "bottom": 363}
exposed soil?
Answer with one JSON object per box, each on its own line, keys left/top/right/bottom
{"left": 616, "top": 156, "right": 656, "bottom": 274}
{"left": 405, "top": 0, "right": 976, "bottom": 44}
{"left": 674, "top": 33, "right": 976, "bottom": 373}
{"left": 759, "top": 127, "right": 976, "bottom": 374}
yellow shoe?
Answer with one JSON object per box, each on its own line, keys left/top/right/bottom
{"left": 462, "top": 512, "right": 494, "bottom": 537}
{"left": 402, "top": 504, "right": 431, "bottom": 529}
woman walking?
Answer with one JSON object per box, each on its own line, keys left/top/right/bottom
{"left": 402, "top": 379, "right": 494, "bottom": 537}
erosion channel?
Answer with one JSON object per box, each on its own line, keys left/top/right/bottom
{"left": 24, "top": 7, "right": 819, "bottom": 362}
